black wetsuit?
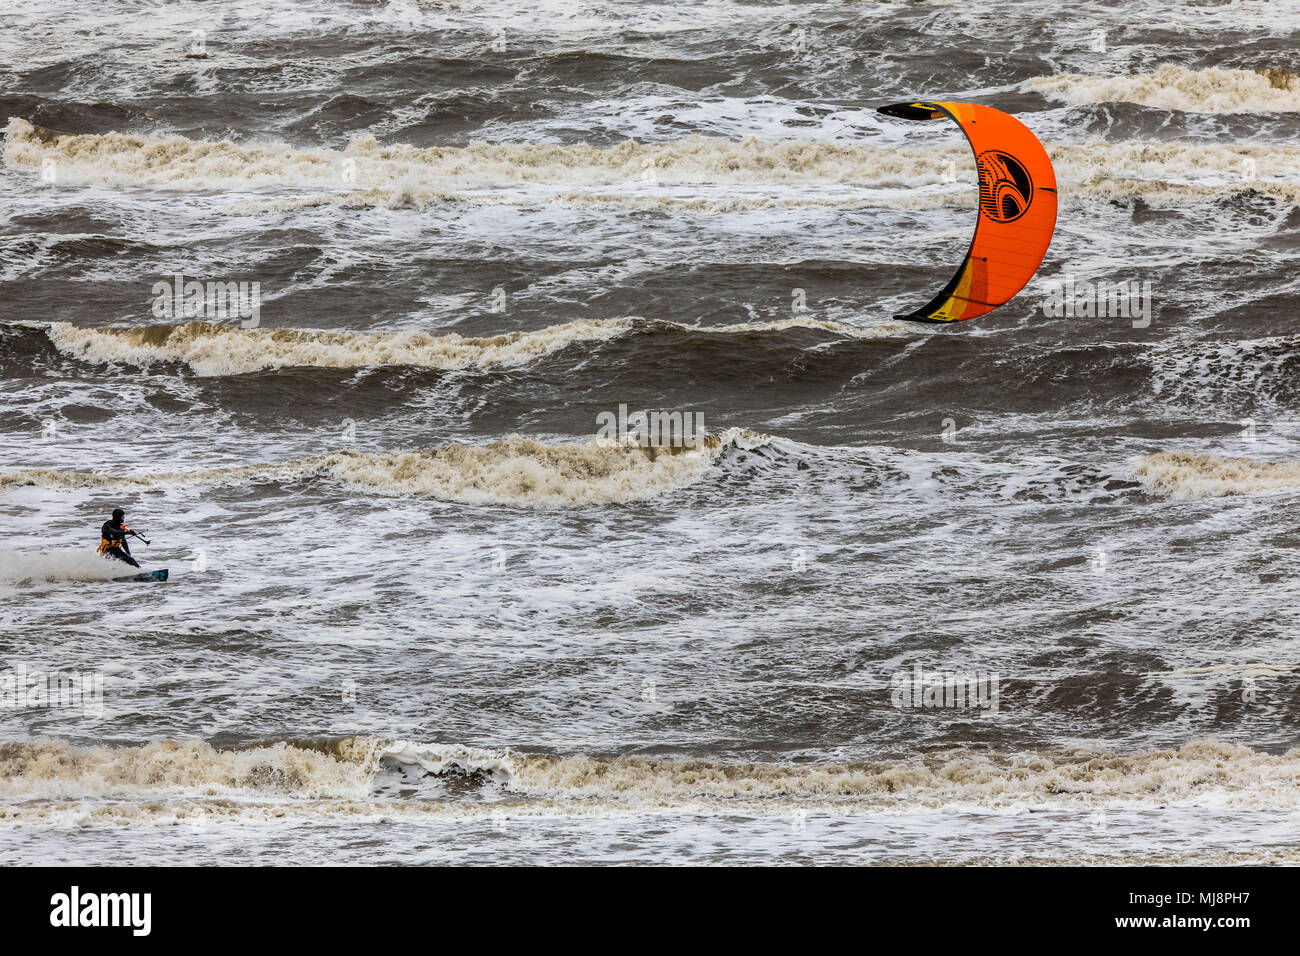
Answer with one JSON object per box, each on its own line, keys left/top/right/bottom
{"left": 99, "top": 520, "right": 141, "bottom": 567}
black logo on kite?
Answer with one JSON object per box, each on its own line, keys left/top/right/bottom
{"left": 977, "top": 151, "right": 1033, "bottom": 223}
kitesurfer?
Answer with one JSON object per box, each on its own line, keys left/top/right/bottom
{"left": 98, "top": 508, "right": 142, "bottom": 567}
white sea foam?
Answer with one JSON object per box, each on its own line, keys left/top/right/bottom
{"left": 0, "top": 549, "right": 127, "bottom": 583}
{"left": 9, "top": 118, "right": 1300, "bottom": 211}
{"left": 1135, "top": 451, "right": 1300, "bottom": 500}
{"left": 1150, "top": 334, "right": 1300, "bottom": 410}
{"left": 43, "top": 317, "right": 636, "bottom": 376}
{"left": 1026, "top": 65, "right": 1300, "bottom": 114}
{"left": 4, "top": 738, "right": 1297, "bottom": 818}
{"left": 0, "top": 737, "right": 383, "bottom": 800}
{"left": 381, "top": 739, "right": 1300, "bottom": 810}
{"left": 0, "top": 429, "right": 773, "bottom": 506}
{"left": 39, "top": 316, "right": 906, "bottom": 376}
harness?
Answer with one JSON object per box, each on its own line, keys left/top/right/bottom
{"left": 98, "top": 525, "right": 129, "bottom": 554}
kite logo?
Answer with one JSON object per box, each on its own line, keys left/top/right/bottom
{"left": 977, "top": 150, "right": 1034, "bottom": 223}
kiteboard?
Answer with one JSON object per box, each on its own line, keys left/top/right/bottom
{"left": 113, "top": 569, "right": 168, "bottom": 583}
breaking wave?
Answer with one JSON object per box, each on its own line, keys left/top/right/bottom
{"left": 4, "top": 738, "right": 1298, "bottom": 818}
{"left": 1135, "top": 451, "right": 1300, "bottom": 499}
{"left": 8, "top": 118, "right": 1300, "bottom": 211}
{"left": 38, "top": 317, "right": 905, "bottom": 376}
{"left": 1026, "top": 64, "right": 1300, "bottom": 113}
{"left": 4, "top": 118, "right": 946, "bottom": 190}
{"left": 0, "top": 430, "right": 773, "bottom": 506}
{"left": 44, "top": 317, "right": 634, "bottom": 376}
{"left": 0, "top": 738, "right": 384, "bottom": 801}
{"left": 384, "top": 739, "right": 1300, "bottom": 810}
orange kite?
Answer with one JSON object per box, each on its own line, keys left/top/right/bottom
{"left": 878, "top": 101, "right": 1058, "bottom": 323}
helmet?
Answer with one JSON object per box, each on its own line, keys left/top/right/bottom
{"left": 111, "top": 508, "right": 125, "bottom": 522}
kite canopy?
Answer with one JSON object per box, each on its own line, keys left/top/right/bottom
{"left": 878, "top": 101, "right": 1058, "bottom": 323}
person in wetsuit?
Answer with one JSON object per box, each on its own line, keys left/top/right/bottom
{"left": 98, "top": 508, "right": 141, "bottom": 567}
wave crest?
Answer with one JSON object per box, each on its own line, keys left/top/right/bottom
{"left": 10, "top": 117, "right": 1300, "bottom": 211}
{"left": 0, "top": 737, "right": 384, "bottom": 800}
{"left": 1027, "top": 64, "right": 1300, "bottom": 113}
{"left": 8, "top": 737, "right": 1296, "bottom": 811}
{"left": 44, "top": 317, "right": 634, "bottom": 376}
{"left": 1135, "top": 451, "right": 1300, "bottom": 499}
{"left": 38, "top": 316, "right": 904, "bottom": 376}
{"left": 384, "top": 739, "right": 1300, "bottom": 809}
{"left": 0, "top": 430, "right": 772, "bottom": 506}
